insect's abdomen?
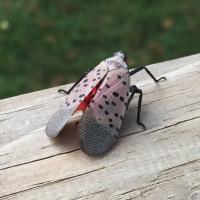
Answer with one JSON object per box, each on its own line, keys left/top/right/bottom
{"left": 78, "top": 108, "right": 117, "bottom": 156}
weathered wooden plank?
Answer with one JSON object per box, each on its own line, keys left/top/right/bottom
{"left": 0, "top": 53, "right": 200, "bottom": 200}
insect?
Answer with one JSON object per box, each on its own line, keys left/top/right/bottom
{"left": 46, "top": 51, "right": 166, "bottom": 156}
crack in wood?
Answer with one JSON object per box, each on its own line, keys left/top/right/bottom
{"left": 71, "top": 189, "right": 108, "bottom": 200}
{"left": 142, "top": 115, "right": 200, "bottom": 136}
{"left": 0, "top": 149, "right": 79, "bottom": 171}
{"left": 160, "top": 159, "right": 200, "bottom": 173}
{"left": 0, "top": 153, "right": 10, "bottom": 157}
{"left": 111, "top": 174, "right": 185, "bottom": 200}
{"left": 0, "top": 166, "right": 106, "bottom": 199}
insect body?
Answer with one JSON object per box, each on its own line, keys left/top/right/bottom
{"left": 46, "top": 51, "right": 166, "bottom": 156}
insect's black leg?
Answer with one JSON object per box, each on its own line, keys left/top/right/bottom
{"left": 127, "top": 85, "right": 146, "bottom": 129}
{"left": 58, "top": 89, "right": 69, "bottom": 95}
{"left": 143, "top": 66, "right": 166, "bottom": 82}
{"left": 126, "top": 85, "right": 137, "bottom": 109}
{"left": 129, "top": 66, "right": 166, "bottom": 82}
{"left": 57, "top": 67, "right": 94, "bottom": 95}
{"left": 135, "top": 87, "right": 146, "bottom": 129}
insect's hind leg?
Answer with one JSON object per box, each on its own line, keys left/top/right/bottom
{"left": 127, "top": 85, "right": 146, "bottom": 130}
{"left": 58, "top": 89, "right": 69, "bottom": 95}
{"left": 129, "top": 66, "right": 166, "bottom": 82}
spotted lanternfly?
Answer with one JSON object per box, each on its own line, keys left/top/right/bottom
{"left": 46, "top": 51, "right": 166, "bottom": 156}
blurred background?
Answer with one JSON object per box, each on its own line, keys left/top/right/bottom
{"left": 0, "top": 0, "right": 199, "bottom": 99}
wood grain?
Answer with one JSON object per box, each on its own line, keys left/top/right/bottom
{"left": 1, "top": 53, "right": 200, "bottom": 200}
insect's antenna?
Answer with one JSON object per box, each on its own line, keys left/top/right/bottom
{"left": 124, "top": 53, "right": 128, "bottom": 63}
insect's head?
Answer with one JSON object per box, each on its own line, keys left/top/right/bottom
{"left": 113, "top": 50, "right": 127, "bottom": 63}
{"left": 111, "top": 50, "right": 128, "bottom": 68}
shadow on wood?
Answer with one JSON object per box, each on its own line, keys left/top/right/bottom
{"left": 51, "top": 123, "right": 79, "bottom": 150}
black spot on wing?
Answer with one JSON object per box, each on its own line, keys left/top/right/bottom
{"left": 84, "top": 84, "right": 88, "bottom": 87}
{"left": 122, "top": 81, "right": 127, "bottom": 85}
{"left": 83, "top": 79, "right": 88, "bottom": 83}
{"left": 120, "top": 96, "right": 124, "bottom": 102}
{"left": 111, "top": 101, "right": 116, "bottom": 106}
{"left": 99, "top": 105, "right": 103, "bottom": 109}
{"left": 109, "top": 118, "right": 112, "bottom": 122}
{"left": 113, "top": 92, "right": 119, "bottom": 97}
{"left": 103, "top": 95, "right": 107, "bottom": 99}
{"left": 105, "top": 101, "right": 110, "bottom": 105}
{"left": 106, "top": 84, "right": 110, "bottom": 88}
{"left": 105, "top": 110, "right": 109, "bottom": 115}
{"left": 114, "top": 113, "right": 118, "bottom": 117}
{"left": 109, "top": 124, "right": 114, "bottom": 128}
{"left": 118, "top": 75, "right": 122, "bottom": 79}
{"left": 79, "top": 94, "right": 85, "bottom": 98}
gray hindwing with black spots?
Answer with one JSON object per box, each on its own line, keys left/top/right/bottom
{"left": 78, "top": 108, "right": 117, "bottom": 156}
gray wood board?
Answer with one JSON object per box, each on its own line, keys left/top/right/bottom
{"left": 1, "top": 53, "right": 200, "bottom": 200}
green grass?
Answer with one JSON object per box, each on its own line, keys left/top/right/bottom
{"left": 0, "top": 0, "right": 199, "bottom": 99}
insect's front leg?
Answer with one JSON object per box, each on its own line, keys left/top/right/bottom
{"left": 127, "top": 85, "right": 146, "bottom": 130}
{"left": 58, "top": 67, "right": 94, "bottom": 95}
{"left": 129, "top": 66, "right": 166, "bottom": 82}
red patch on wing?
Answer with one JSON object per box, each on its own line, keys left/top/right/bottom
{"left": 76, "top": 83, "right": 101, "bottom": 111}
